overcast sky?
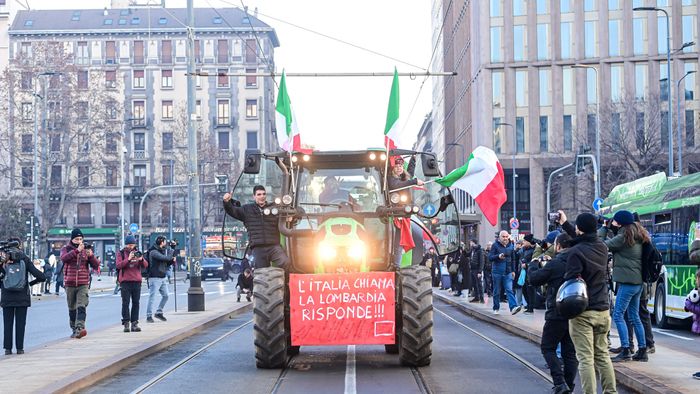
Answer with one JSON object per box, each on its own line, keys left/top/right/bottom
{"left": 21, "top": 0, "right": 434, "bottom": 151}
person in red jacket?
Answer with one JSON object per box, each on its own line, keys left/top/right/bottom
{"left": 116, "top": 235, "right": 148, "bottom": 333}
{"left": 60, "top": 228, "right": 100, "bottom": 339}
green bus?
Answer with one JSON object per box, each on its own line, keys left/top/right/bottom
{"left": 600, "top": 171, "right": 700, "bottom": 328}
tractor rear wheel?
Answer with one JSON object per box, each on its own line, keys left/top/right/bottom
{"left": 398, "top": 265, "right": 433, "bottom": 366}
{"left": 253, "top": 267, "right": 288, "bottom": 368}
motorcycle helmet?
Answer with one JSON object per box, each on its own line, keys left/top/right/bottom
{"left": 689, "top": 288, "right": 700, "bottom": 304}
{"left": 556, "top": 278, "right": 589, "bottom": 319}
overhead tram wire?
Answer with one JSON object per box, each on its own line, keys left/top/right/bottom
{"left": 240, "top": 0, "right": 272, "bottom": 69}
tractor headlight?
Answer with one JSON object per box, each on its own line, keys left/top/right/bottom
{"left": 347, "top": 242, "right": 366, "bottom": 260}
{"left": 263, "top": 208, "right": 271, "bottom": 215}
{"left": 291, "top": 155, "right": 298, "bottom": 163}
{"left": 380, "top": 153, "right": 387, "bottom": 161}
{"left": 404, "top": 206, "right": 412, "bottom": 214}
{"left": 282, "top": 194, "right": 293, "bottom": 205}
{"left": 271, "top": 207, "right": 279, "bottom": 215}
{"left": 390, "top": 193, "right": 400, "bottom": 204}
{"left": 274, "top": 197, "right": 282, "bottom": 205}
{"left": 369, "top": 152, "right": 377, "bottom": 160}
{"left": 412, "top": 206, "right": 420, "bottom": 213}
{"left": 303, "top": 154, "right": 310, "bottom": 162}
{"left": 399, "top": 194, "right": 408, "bottom": 203}
{"left": 318, "top": 242, "right": 336, "bottom": 260}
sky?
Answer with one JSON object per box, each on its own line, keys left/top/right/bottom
{"left": 20, "top": 0, "right": 434, "bottom": 151}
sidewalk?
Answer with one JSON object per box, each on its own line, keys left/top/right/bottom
{"left": 0, "top": 294, "right": 251, "bottom": 394}
{"left": 434, "top": 289, "right": 696, "bottom": 394}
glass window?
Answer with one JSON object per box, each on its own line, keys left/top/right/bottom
{"left": 162, "top": 165, "right": 173, "bottom": 186}
{"left": 609, "top": 20, "right": 621, "bottom": 56}
{"left": 133, "top": 132, "right": 145, "bottom": 151}
{"left": 490, "top": 0, "right": 502, "bottom": 17}
{"left": 660, "top": 62, "right": 670, "bottom": 101}
{"left": 217, "top": 68, "right": 229, "bottom": 88}
{"left": 162, "top": 132, "right": 173, "bottom": 151}
{"left": 77, "top": 70, "right": 88, "bottom": 89}
{"left": 537, "top": 24, "right": 549, "bottom": 60}
{"left": 516, "top": 116, "right": 525, "bottom": 153}
{"left": 633, "top": 0, "right": 644, "bottom": 6}
{"left": 21, "top": 167, "right": 32, "bottom": 187}
{"left": 514, "top": 25, "right": 526, "bottom": 61}
{"left": 493, "top": 117, "right": 502, "bottom": 153}
{"left": 133, "top": 165, "right": 146, "bottom": 186}
{"left": 78, "top": 166, "right": 89, "bottom": 187}
{"left": 661, "top": 111, "right": 669, "bottom": 147}
{"left": 658, "top": 16, "right": 668, "bottom": 54}
{"left": 133, "top": 100, "right": 145, "bottom": 125}
{"left": 162, "top": 100, "right": 173, "bottom": 119}
{"left": 584, "top": 21, "right": 597, "bottom": 58}
{"left": 514, "top": 0, "right": 526, "bottom": 16}
{"left": 635, "top": 112, "right": 645, "bottom": 150}
{"left": 539, "top": 116, "right": 548, "bottom": 152}
{"left": 491, "top": 27, "right": 502, "bottom": 62}
{"left": 612, "top": 113, "right": 621, "bottom": 143}
{"left": 683, "top": 0, "right": 696, "bottom": 6}
{"left": 561, "top": 0, "right": 571, "bottom": 13}
{"left": 246, "top": 68, "right": 257, "bottom": 87}
{"left": 21, "top": 134, "right": 32, "bottom": 152}
{"left": 611, "top": 64, "right": 623, "bottom": 102}
{"left": 684, "top": 62, "right": 696, "bottom": 100}
{"left": 635, "top": 63, "right": 648, "bottom": 100}
{"left": 633, "top": 18, "right": 647, "bottom": 56}
{"left": 537, "top": 0, "right": 548, "bottom": 14}
{"left": 657, "top": 0, "right": 669, "bottom": 6}
{"left": 246, "top": 131, "right": 258, "bottom": 150}
{"left": 683, "top": 15, "right": 696, "bottom": 52}
{"left": 609, "top": 0, "right": 620, "bottom": 10}
{"left": 217, "top": 100, "right": 230, "bottom": 125}
{"left": 246, "top": 99, "right": 258, "bottom": 118}
{"left": 539, "top": 68, "right": 551, "bottom": 106}
{"left": 516, "top": 70, "right": 527, "bottom": 107}
{"left": 587, "top": 114, "right": 597, "bottom": 151}
{"left": 561, "top": 22, "right": 572, "bottom": 59}
{"left": 218, "top": 131, "right": 230, "bottom": 150}
{"left": 77, "top": 203, "right": 91, "bottom": 224}
{"left": 563, "top": 67, "right": 574, "bottom": 105}
{"left": 563, "top": 115, "right": 573, "bottom": 151}
{"left": 50, "top": 165, "right": 61, "bottom": 187}
{"left": 492, "top": 71, "right": 504, "bottom": 107}
{"left": 133, "top": 70, "right": 144, "bottom": 89}
{"left": 587, "top": 68, "right": 597, "bottom": 104}
{"left": 161, "top": 69, "right": 173, "bottom": 88}
{"left": 584, "top": 0, "right": 596, "bottom": 11}
{"left": 686, "top": 110, "right": 695, "bottom": 146}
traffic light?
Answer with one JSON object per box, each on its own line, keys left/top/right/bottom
{"left": 215, "top": 174, "right": 229, "bottom": 193}
{"left": 574, "top": 145, "right": 592, "bottom": 175}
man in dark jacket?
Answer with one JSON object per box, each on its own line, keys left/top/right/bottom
{"left": 469, "top": 240, "right": 485, "bottom": 303}
{"left": 488, "top": 231, "right": 521, "bottom": 315}
{"left": 236, "top": 268, "right": 254, "bottom": 302}
{"left": 422, "top": 247, "right": 439, "bottom": 287}
{"left": 42, "top": 259, "right": 54, "bottom": 295}
{"left": 560, "top": 212, "right": 616, "bottom": 394}
{"left": 529, "top": 233, "right": 578, "bottom": 394}
{"left": 454, "top": 245, "right": 470, "bottom": 297}
{"left": 60, "top": 228, "right": 100, "bottom": 339}
{"left": 146, "top": 236, "right": 175, "bottom": 323}
{"left": 223, "top": 185, "right": 289, "bottom": 269}
{"left": 1, "top": 242, "right": 45, "bottom": 355}
{"left": 520, "top": 234, "right": 536, "bottom": 313}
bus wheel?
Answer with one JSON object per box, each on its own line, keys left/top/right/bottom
{"left": 654, "top": 283, "right": 670, "bottom": 329}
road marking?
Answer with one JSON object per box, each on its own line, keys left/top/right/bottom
{"left": 653, "top": 329, "right": 694, "bottom": 341}
{"left": 344, "top": 345, "right": 357, "bottom": 394}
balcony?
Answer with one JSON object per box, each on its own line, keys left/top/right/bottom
{"left": 131, "top": 150, "right": 148, "bottom": 160}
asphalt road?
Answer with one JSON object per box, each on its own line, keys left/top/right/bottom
{"left": 83, "top": 299, "right": 634, "bottom": 394}
{"left": 8, "top": 278, "right": 239, "bottom": 351}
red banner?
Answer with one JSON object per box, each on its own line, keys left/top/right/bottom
{"left": 289, "top": 272, "right": 396, "bottom": 346}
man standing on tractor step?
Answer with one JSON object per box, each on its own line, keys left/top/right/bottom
{"left": 222, "top": 185, "right": 290, "bottom": 269}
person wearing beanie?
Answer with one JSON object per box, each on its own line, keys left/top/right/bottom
{"left": 60, "top": 228, "right": 100, "bottom": 339}
{"left": 532, "top": 230, "right": 560, "bottom": 262}
{"left": 555, "top": 211, "right": 617, "bottom": 394}
{"left": 518, "top": 234, "right": 537, "bottom": 313}
{"left": 116, "top": 235, "right": 148, "bottom": 333}
{"left": 599, "top": 210, "right": 651, "bottom": 363}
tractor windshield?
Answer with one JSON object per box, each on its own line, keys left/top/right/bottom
{"left": 297, "top": 167, "right": 384, "bottom": 213}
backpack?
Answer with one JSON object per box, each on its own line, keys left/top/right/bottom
{"left": 3, "top": 259, "right": 27, "bottom": 291}
{"left": 141, "top": 250, "right": 151, "bottom": 279}
{"left": 641, "top": 241, "right": 663, "bottom": 283}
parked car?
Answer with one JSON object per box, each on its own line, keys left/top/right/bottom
{"left": 200, "top": 257, "right": 225, "bottom": 281}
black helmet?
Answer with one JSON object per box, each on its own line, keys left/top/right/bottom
{"left": 556, "top": 278, "right": 588, "bottom": 319}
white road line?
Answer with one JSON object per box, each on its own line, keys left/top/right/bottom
{"left": 652, "top": 329, "right": 694, "bottom": 341}
{"left": 344, "top": 345, "right": 357, "bottom": 394}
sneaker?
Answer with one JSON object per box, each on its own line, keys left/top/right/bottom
{"left": 692, "top": 372, "right": 700, "bottom": 380}
{"left": 131, "top": 322, "right": 141, "bottom": 332}
{"left": 16, "top": 349, "right": 24, "bottom": 355}
{"left": 147, "top": 317, "right": 155, "bottom": 323}
{"left": 70, "top": 330, "right": 78, "bottom": 338}
{"left": 493, "top": 309, "right": 500, "bottom": 315}
{"left": 511, "top": 305, "right": 523, "bottom": 315}
{"left": 155, "top": 313, "right": 167, "bottom": 322}
{"left": 4, "top": 349, "right": 11, "bottom": 355}
{"left": 75, "top": 328, "right": 87, "bottom": 339}
{"left": 123, "top": 322, "right": 130, "bottom": 333}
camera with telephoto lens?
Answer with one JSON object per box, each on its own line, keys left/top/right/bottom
{"left": 133, "top": 250, "right": 143, "bottom": 258}
{"left": 0, "top": 240, "right": 22, "bottom": 263}
{"left": 168, "top": 239, "right": 178, "bottom": 248}
{"left": 548, "top": 211, "right": 561, "bottom": 225}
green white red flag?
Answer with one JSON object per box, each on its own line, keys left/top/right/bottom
{"left": 383, "top": 67, "right": 400, "bottom": 150}
{"left": 275, "top": 71, "right": 309, "bottom": 153}
{"left": 435, "top": 146, "right": 507, "bottom": 226}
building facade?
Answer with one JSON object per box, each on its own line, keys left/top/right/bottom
{"left": 435, "top": 0, "right": 700, "bottom": 242}
{"left": 2, "top": 6, "right": 279, "bottom": 259}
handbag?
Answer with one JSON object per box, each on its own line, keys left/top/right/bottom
{"left": 448, "top": 263, "right": 459, "bottom": 275}
{"left": 517, "top": 268, "right": 526, "bottom": 287}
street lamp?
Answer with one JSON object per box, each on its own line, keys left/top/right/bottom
{"left": 572, "top": 64, "right": 601, "bottom": 200}
{"left": 496, "top": 122, "right": 516, "bottom": 223}
{"left": 677, "top": 70, "right": 695, "bottom": 176}
{"left": 121, "top": 118, "right": 139, "bottom": 247}
{"left": 634, "top": 6, "right": 673, "bottom": 176}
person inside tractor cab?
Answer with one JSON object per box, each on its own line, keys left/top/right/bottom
{"left": 388, "top": 155, "right": 427, "bottom": 267}
{"left": 222, "top": 185, "right": 290, "bottom": 269}
{"left": 319, "top": 176, "right": 350, "bottom": 204}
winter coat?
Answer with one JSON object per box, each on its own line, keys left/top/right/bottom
{"left": 529, "top": 249, "right": 570, "bottom": 321}
{"left": 685, "top": 298, "right": 700, "bottom": 334}
{"left": 60, "top": 243, "right": 100, "bottom": 287}
{"left": 532, "top": 243, "right": 556, "bottom": 261}
{"left": 224, "top": 200, "right": 281, "bottom": 248}
{"left": 237, "top": 273, "right": 253, "bottom": 290}
{"left": 43, "top": 261, "right": 54, "bottom": 280}
{"left": 564, "top": 231, "right": 610, "bottom": 312}
{"left": 470, "top": 245, "right": 484, "bottom": 272}
{"left": 599, "top": 226, "right": 643, "bottom": 285}
{"left": 421, "top": 252, "right": 438, "bottom": 268}
{"left": 148, "top": 246, "right": 174, "bottom": 278}
{"left": 54, "top": 260, "right": 64, "bottom": 282}
{"left": 0, "top": 251, "right": 45, "bottom": 308}
{"left": 116, "top": 248, "right": 148, "bottom": 283}
{"left": 488, "top": 240, "right": 516, "bottom": 275}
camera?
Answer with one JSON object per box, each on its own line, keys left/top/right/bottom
{"left": 133, "top": 250, "right": 143, "bottom": 258}
{"left": 84, "top": 243, "right": 93, "bottom": 250}
{"left": 548, "top": 211, "right": 561, "bottom": 225}
{"left": 168, "top": 239, "right": 178, "bottom": 248}
{"left": 0, "top": 240, "right": 22, "bottom": 262}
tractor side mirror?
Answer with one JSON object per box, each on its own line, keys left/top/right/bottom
{"left": 243, "top": 149, "right": 261, "bottom": 174}
{"left": 421, "top": 153, "right": 440, "bottom": 177}
{"left": 438, "top": 194, "right": 454, "bottom": 213}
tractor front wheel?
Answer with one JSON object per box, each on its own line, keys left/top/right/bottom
{"left": 398, "top": 266, "right": 433, "bottom": 366}
{"left": 253, "top": 267, "right": 288, "bottom": 368}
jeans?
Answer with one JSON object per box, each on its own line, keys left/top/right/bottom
{"left": 541, "top": 319, "right": 578, "bottom": 388}
{"left": 3, "top": 306, "right": 28, "bottom": 351}
{"left": 120, "top": 282, "right": 141, "bottom": 324}
{"left": 251, "top": 245, "right": 290, "bottom": 269}
{"left": 491, "top": 272, "right": 518, "bottom": 311}
{"left": 65, "top": 285, "right": 89, "bottom": 330}
{"left": 613, "top": 283, "right": 646, "bottom": 349}
{"left": 147, "top": 277, "right": 169, "bottom": 318}
{"left": 470, "top": 271, "right": 484, "bottom": 301}
{"left": 626, "top": 286, "right": 655, "bottom": 348}
{"left": 569, "top": 310, "right": 617, "bottom": 394}
{"left": 515, "top": 287, "right": 527, "bottom": 307}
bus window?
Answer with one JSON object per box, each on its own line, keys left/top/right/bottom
{"left": 654, "top": 213, "right": 672, "bottom": 226}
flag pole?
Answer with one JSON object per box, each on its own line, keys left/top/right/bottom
{"left": 388, "top": 180, "right": 435, "bottom": 193}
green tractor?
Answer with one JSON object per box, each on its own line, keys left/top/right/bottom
{"left": 222, "top": 149, "right": 461, "bottom": 368}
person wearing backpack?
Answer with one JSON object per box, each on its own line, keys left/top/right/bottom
{"left": 0, "top": 239, "right": 45, "bottom": 355}
{"left": 60, "top": 228, "right": 100, "bottom": 339}
{"left": 146, "top": 236, "right": 175, "bottom": 323}
{"left": 116, "top": 235, "right": 148, "bottom": 332}
{"left": 599, "top": 210, "right": 648, "bottom": 362}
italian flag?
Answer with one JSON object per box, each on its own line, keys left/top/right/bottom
{"left": 383, "top": 67, "right": 400, "bottom": 150}
{"left": 275, "top": 71, "right": 308, "bottom": 153}
{"left": 435, "top": 146, "right": 507, "bottom": 226}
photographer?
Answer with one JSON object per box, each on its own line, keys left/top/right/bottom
{"left": 236, "top": 268, "right": 254, "bottom": 302}
{"left": 116, "top": 235, "right": 148, "bottom": 333}
{"left": 60, "top": 228, "right": 100, "bottom": 339}
{"left": 532, "top": 230, "right": 560, "bottom": 262}
{"left": 146, "top": 236, "right": 176, "bottom": 323}
{"left": 519, "top": 234, "right": 536, "bottom": 313}
{"left": 469, "top": 240, "right": 485, "bottom": 303}
{"left": 1, "top": 238, "right": 45, "bottom": 355}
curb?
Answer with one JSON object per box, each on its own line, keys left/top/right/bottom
{"left": 434, "top": 292, "right": 684, "bottom": 394}
{"left": 44, "top": 302, "right": 253, "bottom": 394}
